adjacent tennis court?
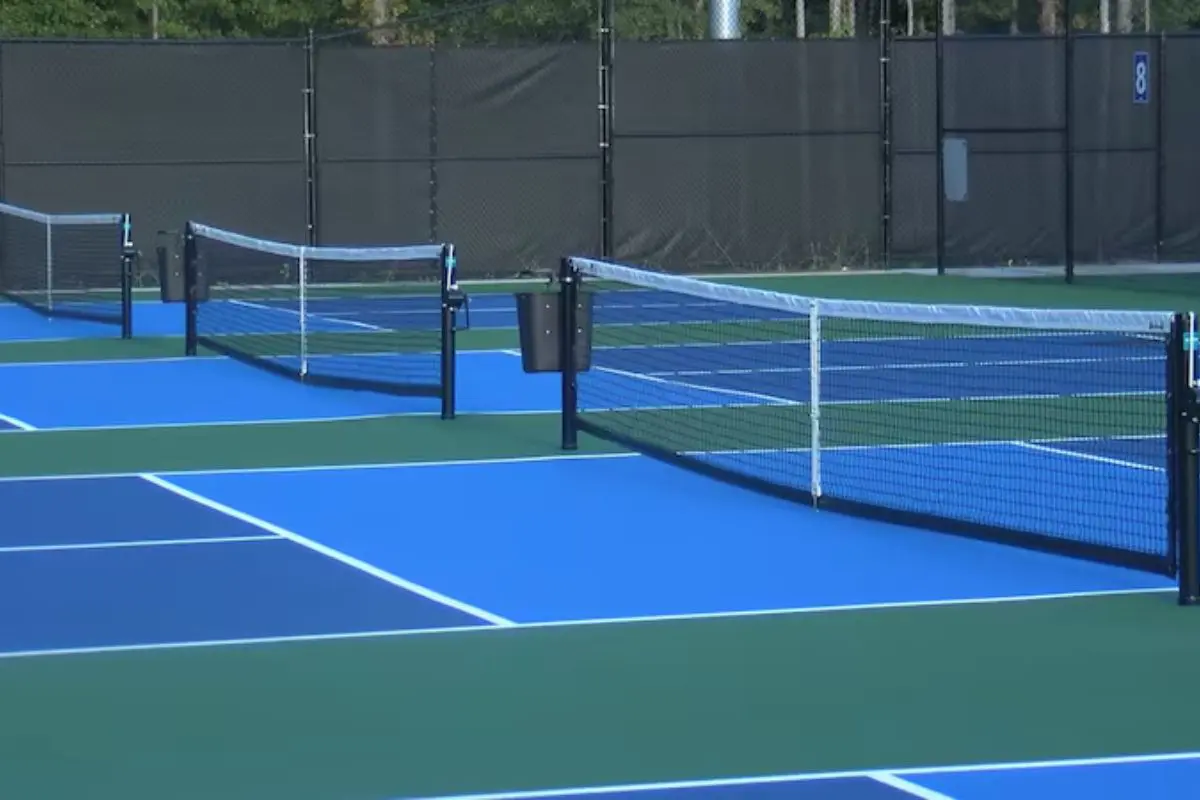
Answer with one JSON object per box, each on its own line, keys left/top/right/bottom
{"left": 1, "top": 260, "right": 1198, "bottom": 799}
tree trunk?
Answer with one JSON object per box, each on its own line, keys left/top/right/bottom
{"left": 942, "top": 0, "right": 955, "bottom": 35}
{"left": 907, "top": 0, "right": 915, "bottom": 35}
{"left": 797, "top": 0, "right": 807, "bottom": 37}
{"left": 1039, "top": 0, "right": 1059, "bottom": 33}
{"left": 831, "top": 0, "right": 856, "bottom": 36}
{"left": 1010, "top": 0, "right": 1020, "bottom": 32}
{"left": 1116, "top": 0, "right": 1132, "bottom": 31}
{"left": 1099, "top": 0, "right": 1110, "bottom": 31}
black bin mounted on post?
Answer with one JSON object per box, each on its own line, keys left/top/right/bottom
{"left": 156, "top": 229, "right": 188, "bottom": 303}
{"left": 515, "top": 291, "right": 593, "bottom": 373}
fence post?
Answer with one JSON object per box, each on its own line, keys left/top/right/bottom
{"left": 1155, "top": 32, "right": 1166, "bottom": 263}
{"left": 934, "top": 4, "right": 945, "bottom": 275}
{"left": 878, "top": 0, "right": 892, "bottom": 268}
{"left": 429, "top": 43, "right": 439, "bottom": 244}
{"left": 599, "top": 0, "right": 615, "bottom": 259}
{"left": 0, "top": 41, "right": 7, "bottom": 203}
{"left": 1063, "top": 1, "right": 1075, "bottom": 283}
{"left": 304, "top": 29, "right": 319, "bottom": 247}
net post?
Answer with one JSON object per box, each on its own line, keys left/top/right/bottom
{"left": 44, "top": 220, "right": 53, "bottom": 312}
{"left": 183, "top": 223, "right": 198, "bottom": 357}
{"left": 809, "top": 300, "right": 821, "bottom": 506}
{"left": 560, "top": 257, "right": 579, "bottom": 451}
{"left": 298, "top": 248, "right": 308, "bottom": 378}
{"left": 120, "top": 214, "right": 134, "bottom": 339}
{"left": 1172, "top": 313, "right": 1200, "bottom": 606}
{"left": 439, "top": 244, "right": 457, "bottom": 421}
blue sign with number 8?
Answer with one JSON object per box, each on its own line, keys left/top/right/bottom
{"left": 1133, "top": 51, "right": 1150, "bottom": 104}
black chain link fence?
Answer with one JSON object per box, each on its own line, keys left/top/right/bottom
{"left": 0, "top": 1, "right": 1199, "bottom": 281}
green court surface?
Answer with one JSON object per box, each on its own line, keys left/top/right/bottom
{"left": 2, "top": 593, "right": 1198, "bottom": 799}
{"left": 1, "top": 268, "right": 1198, "bottom": 800}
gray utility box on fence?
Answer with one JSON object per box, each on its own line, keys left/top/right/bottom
{"left": 515, "top": 291, "right": 593, "bottom": 374}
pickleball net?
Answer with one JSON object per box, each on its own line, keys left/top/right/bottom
{"left": 560, "top": 256, "right": 1191, "bottom": 577}
{"left": 183, "top": 222, "right": 460, "bottom": 418}
{"left": 0, "top": 201, "right": 133, "bottom": 333}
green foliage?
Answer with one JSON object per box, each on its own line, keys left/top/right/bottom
{"left": 0, "top": 0, "right": 1197, "bottom": 40}
{"left": 0, "top": 0, "right": 350, "bottom": 38}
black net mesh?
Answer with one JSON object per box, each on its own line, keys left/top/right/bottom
{"left": 566, "top": 257, "right": 1175, "bottom": 574}
{"left": 187, "top": 223, "right": 452, "bottom": 399}
{"left": 0, "top": 203, "right": 128, "bottom": 325}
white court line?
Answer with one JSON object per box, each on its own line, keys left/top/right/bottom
{"left": 1016, "top": 441, "right": 1165, "bottom": 473}
{"left": 0, "top": 433, "right": 1164, "bottom": 485}
{"left": 398, "top": 750, "right": 1200, "bottom": 800}
{"left": 0, "top": 388, "right": 1163, "bottom": 437}
{"left": 227, "top": 297, "right": 385, "bottom": 332}
{"left": 0, "top": 411, "right": 512, "bottom": 629}
{"left": 868, "top": 773, "right": 956, "bottom": 800}
{"left": 0, "top": 534, "right": 279, "bottom": 555}
{"left": 0, "top": 585, "right": 1173, "bottom": 661}
{"left": 0, "top": 347, "right": 509, "bottom": 371}
{"left": 0, "top": 451, "right": 643, "bottom": 483}
{"left": 0, "top": 410, "right": 418, "bottom": 434}
{"left": 652, "top": 353, "right": 1163, "bottom": 378}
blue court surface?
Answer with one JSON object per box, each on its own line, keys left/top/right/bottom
{"left": 0, "top": 298, "right": 185, "bottom": 339}
{"left": 1, "top": 288, "right": 1194, "bottom": 799}
{"left": 0, "top": 445, "right": 1186, "bottom": 797}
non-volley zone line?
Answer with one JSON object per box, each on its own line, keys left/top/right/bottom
{"left": 0, "top": 584, "right": 1173, "bottom": 661}
{"left": 402, "top": 751, "right": 1200, "bottom": 800}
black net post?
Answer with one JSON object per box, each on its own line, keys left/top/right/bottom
{"left": 304, "top": 29, "right": 319, "bottom": 247}
{"left": 183, "top": 223, "right": 198, "bottom": 357}
{"left": 560, "top": 257, "right": 578, "bottom": 451}
{"left": 1170, "top": 313, "right": 1200, "bottom": 605}
{"left": 120, "top": 213, "right": 134, "bottom": 339}
{"left": 1063, "top": 0, "right": 1075, "bottom": 284}
{"left": 439, "top": 243, "right": 457, "bottom": 421}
